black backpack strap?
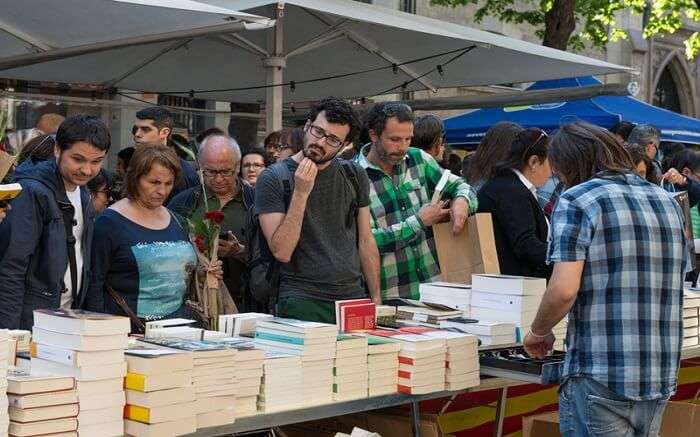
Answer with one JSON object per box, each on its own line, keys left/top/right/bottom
{"left": 57, "top": 199, "right": 78, "bottom": 303}
{"left": 339, "top": 161, "right": 361, "bottom": 244}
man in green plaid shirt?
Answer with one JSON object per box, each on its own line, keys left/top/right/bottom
{"left": 355, "top": 102, "right": 478, "bottom": 300}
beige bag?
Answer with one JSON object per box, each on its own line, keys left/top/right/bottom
{"left": 433, "top": 212, "right": 500, "bottom": 284}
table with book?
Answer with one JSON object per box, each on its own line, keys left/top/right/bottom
{"left": 1, "top": 273, "right": 699, "bottom": 437}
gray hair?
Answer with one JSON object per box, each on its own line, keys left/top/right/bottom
{"left": 627, "top": 124, "right": 661, "bottom": 148}
{"left": 198, "top": 134, "right": 242, "bottom": 164}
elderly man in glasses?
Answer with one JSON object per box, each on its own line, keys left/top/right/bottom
{"left": 256, "top": 97, "right": 381, "bottom": 323}
{"left": 355, "top": 102, "right": 478, "bottom": 302}
{"left": 168, "top": 134, "right": 251, "bottom": 307}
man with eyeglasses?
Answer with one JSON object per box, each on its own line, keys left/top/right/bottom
{"left": 255, "top": 97, "right": 381, "bottom": 323}
{"left": 168, "top": 135, "right": 251, "bottom": 306}
{"left": 356, "top": 102, "right": 478, "bottom": 301}
{"left": 133, "top": 107, "right": 199, "bottom": 199}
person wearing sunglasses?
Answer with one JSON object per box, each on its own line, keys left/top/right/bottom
{"left": 477, "top": 127, "right": 552, "bottom": 278}
{"left": 356, "top": 102, "right": 478, "bottom": 301}
{"left": 256, "top": 97, "right": 381, "bottom": 323}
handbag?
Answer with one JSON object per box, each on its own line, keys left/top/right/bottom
{"left": 104, "top": 283, "right": 146, "bottom": 334}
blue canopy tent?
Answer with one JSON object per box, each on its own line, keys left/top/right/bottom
{"left": 444, "top": 76, "right": 700, "bottom": 147}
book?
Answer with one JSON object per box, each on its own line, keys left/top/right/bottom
{"left": 30, "top": 358, "right": 127, "bottom": 381}
{"left": 125, "top": 371, "right": 192, "bottom": 392}
{"left": 219, "top": 313, "right": 274, "bottom": 337}
{"left": 397, "top": 382, "right": 445, "bottom": 395}
{"left": 31, "top": 327, "right": 128, "bottom": 351}
{"left": 125, "top": 349, "right": 193, "bottom": 375}
{"left": 0, "top": 183, "right": 22, "bottom": 201}
{"left": 419, "top": 282, "right": 471, "bottom": 311}
{"left": 76, "top": 406, "right": 123, "bottom": 426}
{"left": 8, "top": 390, "right": 78, "bottom": 409}
{"left": 196, "top": 408, "right": 237, "bottom": 428}
{"left": 74, "top": 378, "right": 123, "bottom": 395}
{"left": 257, "top": 318, "right": 338, "bottom": 337}
{"left": 30, "top": 342, "right": 124, "bottom": 367}
{"left": 340, "top": 303, "right": 377, "bottom": 332}
{"left": 9, "top": 403, "right": 79, "bottom": 423}
{"left": 7, "top": 370, "right": 74, "bottom": 394}
{"left": 471, "top": 291, "right": 543, "bottom": 313}
{"left": 335, "top": 299, "right": 372, "bottom": 326}
{"left": 471, "top": 274, "right": 546, "bottom": 296}
{"left": 8, "top": 417, "right": 77, "bottom": 436}
{"left": 124, "top": 401, "right": 196, "bottom": 424}
{"left": 77, "top": 420, "right": 123, "bottom": 436}
{"left": 439, "top": 319, "right": 514, "bottom": 336}
{"left": 140, "top": 338, "right": 235, "bottom": 359}
{"left": 76, "top": 390, "right": 125, "bottom": 410}
{"left": 470, "top": 306, "right": 536, "bottom": 325}
{"left": 32, "top": 309, "right": 130, "bottom": 336}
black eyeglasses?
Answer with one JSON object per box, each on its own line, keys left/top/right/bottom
{"left": 306, "top": 125, "right": 345, "bottom": 149}
{"left": 202, "top": 169, "right": 237, "bottom": 178}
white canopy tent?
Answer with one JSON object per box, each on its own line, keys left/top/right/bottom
{"left": 0, "top": 0, "right": 631, "bottom": 131}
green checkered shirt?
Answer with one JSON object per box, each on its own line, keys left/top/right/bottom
{"left": 356, "top": 146, "right": 478, "bottom": 300}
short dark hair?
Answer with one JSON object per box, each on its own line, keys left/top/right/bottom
{"left": 364, "top": 101, "right": 413, "bottom": 138}
{"left": 241, "top": 147, "right": 266, "bottom": 169}
{"left": 660, "top": 142, "right": 686, "bottom": 161}
{"left": 663, "top": 148, "right": 700, "bottom": 174}
{"left": 264, "top": 130, "right": 282, "bottom": 148}
{"left": 55, "top": 115, "right": 111, "bottom": 152}
{"left": 609, "top": 121, "right": 636, "bottom": 141}
{"left": 136, "top": 106, "right": 173, "bottom": 130}
{"left": 306, "top": 97, "right": 361, "bottom": 144}
{"left": 279, "top": 127, "right": 305, "bottom": 154}
{"left": 117, "top": 146, "right": 135, "bottom": 166}
{"left": 495, "top": 127, "right": 549, "bottom": 172}
{"left": 411, "top": 115, "right": 443, "bottom": 151}
{"left": 550, "top": 121, "right": 634, "bottom": 187}
{"left": 87, "top": 168, "right": 114, "bottom": 193}
{"left": 124, "top": 144, "right": 181, "bottom": 200}
{"left": 466, "top": 122, "right": 522, "bottom": 184}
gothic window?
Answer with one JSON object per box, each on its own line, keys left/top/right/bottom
{"left": 653, "top": 66, "right": 682, "bottom": 114}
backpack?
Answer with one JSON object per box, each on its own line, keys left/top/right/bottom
{"left": 244, "top": 160, "right": 360, "bottom": 311}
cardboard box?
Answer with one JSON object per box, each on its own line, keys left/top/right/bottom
{"left": 660, "top": 401, "right": 700, "bottom": 436}
{"left": 522, "top": 412, "right": 560, "bottom": 437}
{"left": 280, "top": 410, "right": 445, "bottom": 437}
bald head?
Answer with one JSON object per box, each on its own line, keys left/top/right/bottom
{"left": 198, "top": 135, "right": 242, "bottom": 197}
{"left": 36, "top": 113, "right": 66, "bottom": 134}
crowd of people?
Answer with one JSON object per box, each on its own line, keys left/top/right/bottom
{"left": 0, "top": 96, "right": 695, "bottom": 435}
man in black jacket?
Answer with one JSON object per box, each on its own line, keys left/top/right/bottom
{"left": 0, "top": 115, "right": 110, "bottom": 329}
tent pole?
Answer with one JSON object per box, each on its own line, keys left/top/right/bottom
{"left": 265, "top": 2, "right": 286, "bottom": 134}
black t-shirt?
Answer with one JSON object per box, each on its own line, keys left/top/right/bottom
{"left": 254, "top": 158, "right": 371, "bottom": 301}
{"left": 87, "top": 209, "right": 197, "bottom": 319}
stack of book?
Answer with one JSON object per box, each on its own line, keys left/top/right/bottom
{"left": 395, "top": 305, "right": 463, "bottom": 328}
{"left": 366, "top": 330, "right": 447, "bottom": 395}
{"left": 30, "top": 309, "right": 128, "bottom": 436}
{"left": 399, "top": 327, "right": 479, "bottom": 391}
{"left": 218, "top": 313, "right": 274, "bottom": 337}
{"left": 366, "top": 337, "right": 400, "bottom": 397}
{"left": 335, "top": 299, "right": 376, "bottom": 331}
{"left": 439, "top": 318, "right": 515, "bottom": 346}
{"left": 419, "top": 282, "right": 471, "bottom": 312}
{"left": 6, "top": 370, "right": 77, "bottom": 437}
{"left": 333, "top": 335, "right": 369, "bottom": 401}
{"left": 0, "top": 330, "right": 8, "bottom": 435}
{"left": 684, "top": 290, "right": 700, "bottom": 348}
{"left": 209, "top": 337, "right": 265, "bottom": 418}
{"left": 123, "top": 345, "right": 196, "bottom": 437}
{"left": 141, "top": 338, "right": 237, "bottom": 429}
{"left": 257, "top": 350, "right": 303, "bottom": 412}
{"left": 254, "top": 318, "right": 337, "bottom": 407}
{"left": 470, "top": 274, "right": 547, "bottom": 339}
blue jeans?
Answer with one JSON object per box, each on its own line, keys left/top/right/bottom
{"left": 558, "top": 376, "right": 668, "bottom": 437}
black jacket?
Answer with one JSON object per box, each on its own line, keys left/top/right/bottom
{"left": 0, "top": 159, "right": 95, "bottom": 329}
{"left": 477, "top": 170, "right": 551, "bottom": 278}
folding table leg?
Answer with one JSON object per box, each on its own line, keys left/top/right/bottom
{"left": 410, "top": 400, "right": 421, "bottom": 437}
{"left": 492, "top": 387, "right": 508, "bottom": 437}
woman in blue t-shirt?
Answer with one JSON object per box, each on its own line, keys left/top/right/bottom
{"left": 85, "top": 145, "right": 221, "bottom": 330}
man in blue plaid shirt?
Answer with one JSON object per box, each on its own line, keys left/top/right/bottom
{"left": 524, "top": 122, "right": 687, "bottom": 436}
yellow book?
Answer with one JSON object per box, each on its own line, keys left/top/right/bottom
{"left": 124, "top": 370, "right": 192, "bottom": 392}
{"left": 124, "top": 402, "right": 196, "bottom": 424}
{"left": 124, "top": 404, "right": 151, "bottom": 423}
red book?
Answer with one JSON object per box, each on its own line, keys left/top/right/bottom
{"left": 398, "top": 326, "right": 436, "bottom": 334}
{"left": 340, "top": 303, "right": 376, "bottom": 332}
{"left": 398, "top": 370, "right": 411, "bottom": 379}
{"left": 335, "top": 299, "right": 371, "bottom": 326}
{"left": 398, "top": 356, "right": 416, "bottom": 365}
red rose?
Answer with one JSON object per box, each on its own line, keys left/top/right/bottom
{"left": 194, "top": 235, "right": 206, "bottom": 253}
{"left": 204, "top": 210, "right": 225, "bottom": 225}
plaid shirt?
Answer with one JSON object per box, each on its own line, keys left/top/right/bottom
{"left": 356, "top": 146, "right": 478, "bottom": 300}
{"left": 548, "top": 173, "right": 687, "bottom": 400}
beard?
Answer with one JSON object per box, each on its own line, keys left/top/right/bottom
{"left": 303, "top": 142, "right": 339, "bottom": 164}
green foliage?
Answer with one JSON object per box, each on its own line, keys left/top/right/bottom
{"left": 432, "top": 0, "right": 699, "bottom": 58}
{"left": 0, "top": 110, "right": 7, "bottom": 142}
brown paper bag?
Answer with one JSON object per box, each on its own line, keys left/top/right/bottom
{"left": 0, "top": 150, "right": 16, "bottom": 182}
{"left": 433, "top": 212, "right": 500, "bottom": 284}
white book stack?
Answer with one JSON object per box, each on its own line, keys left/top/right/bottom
{"left": 123, "top": 345, "right": 196, "bottom": 437}
{"left": 254, "top": 318, "right": 337, "bottom": 407}
{"left": 30, "top": 309, "right": 129, "bottom": 437}
{"left": 208, "top": 337, "right": 264, "bottom": 418}
{"left": 333, "top": 335, "right": 368, "bottom": 402}
{"left": 419, "top": 282, "right": 471, "bottom": 312}
{"left": 218, "top": 313, "right": 274, "bottom": 337}
{"left": 257, "top": 350, "right": 303, "bottom": 413}
{"left": 191, "top": 347, "right": 237, "bottom": 429}
{"left": 366, "top": 337, "right": 400, "bottom": 397}
{"left": 366, "top": 332, "right": 446, "bottom": 395}
{"left": 683, "top": 290, "right": 700, "bottom": 348}
{"left": 0, "top": 330, "right": 9, "bottom": 437}
{"left": 439, "top": 319, "right": 516, "bottom": 346}
{"left": 6, "top": 370, "right": 77, "bottom": 437}
{"left": 470, "top": 274, "right": 547, "bottom": 340}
